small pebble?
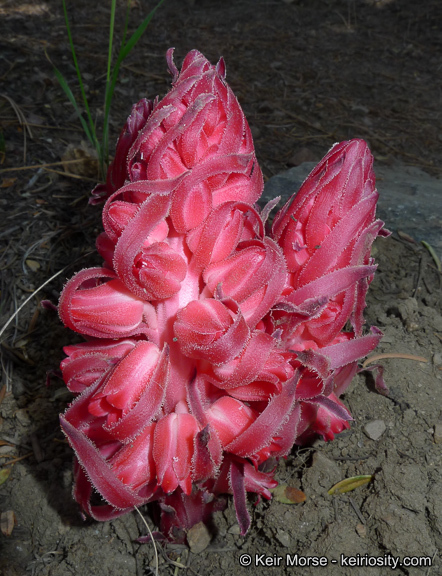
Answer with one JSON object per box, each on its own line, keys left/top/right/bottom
{"left": 15, "top": 409, "right": 31, "bottom": 427}
{"left": 187, "top": 521, "right": 211, "bottom": 554}
{"left": 228, "top": 523, "right": 240, "bottom": 535}
{"left": 364, "top": 420, "right": 386, "bottom": 441}
{"left": 355, "top": 523, "right": 367, "bottom": 538}
{"left": 276, "top": 529, "right": 291, "bottom": 548}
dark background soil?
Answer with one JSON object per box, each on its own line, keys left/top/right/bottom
{"left": 0, "top": 1, "right": 441, "bottom": 575}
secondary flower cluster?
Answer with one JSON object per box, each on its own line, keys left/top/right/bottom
{"left": 58, "top": 49, "right": 385, "bottom": 539}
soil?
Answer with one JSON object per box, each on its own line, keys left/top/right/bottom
{"left": 0, "top": 1, "right": 441, "bottom": 575}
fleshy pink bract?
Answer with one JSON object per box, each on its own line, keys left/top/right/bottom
{"left": 58, "top": 48, "right": 386, "bottom": 539}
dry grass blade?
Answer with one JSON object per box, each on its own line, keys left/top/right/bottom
{"left": 0, "top": 93, "right": 33, "bottom": 163}
{"left": 134, "top": 506, "right": 159, "bottom": 576}
{"left": 0, "top": 158, "right": 95, "bottom": 174}
{"left": 0, "top": 266, "right": 69, "bottom": 342}
{"left": 362, "top": 353, "right": 428, "bottom": 369}
{"left": 0, "top": 452, "right": 33, "bottom": 466}
{"left": 0, "top": 250, "right": 94, "bottom": 344}
{"left": 41, "top": 167, "right": 101, "bottom": 182}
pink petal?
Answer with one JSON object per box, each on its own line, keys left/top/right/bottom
{"left": 153, "top": 413, "right": 200, "bottom": 495}
{"left": 58, "top": 268, "right": 150, "bottom": 338}
{"left": 225, "top": 370, "right": 300, "bottom": 458}
{"left": 174, "top": 298, "right": 249, "bottom": 364}
{"left": 60, "top": 415, "right": 146, "bottom": 509}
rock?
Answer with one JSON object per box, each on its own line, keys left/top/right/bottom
{"left": 227, "top": 523, "right": 241, "bottom": 535}
{"left": 364, "top": 420, "right": 386, "bottom": 441}
{"left": 397, "top": 298, "right": 419, "bottom": 331}
{"left": 275, "top": 528, "right": 291, "bottom": 547}
{"left": 187, "top": 521, "right": 211, "bottom": 554}
{"left": 429, "top": 313, "right": 442, "bottom": 332}
{"left": 15, "top": 409, "right": 31, "bottom": 427}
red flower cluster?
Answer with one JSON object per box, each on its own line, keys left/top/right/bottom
{"left": 58, "top": 49, "right": 386, "bottom": 538}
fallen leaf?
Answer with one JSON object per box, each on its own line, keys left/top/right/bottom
{"left": 328, "top": 475, "right": 373, "bottom": 495}
{"left": 397, "top": 230, "right": 416, "bottom": 244}
{"left": 25, "top": 259, "right": 40, "bottom": 272}
{"left": 271, "top": 484, "right": 306, "bottom": 504}
{"left": 0, "top": 468, "right": 12, "bottom": 486}
{"left": 0, "top": 384, "right": 6, "bottom": 406}
{"left": 0, "top": 510, "right": 17, "bottom": 537}
{"left": 0, "top": 178, "right": 16, "bottom": 188}
{"left": 61, "top": 142, "right": 99, "bottom": 178}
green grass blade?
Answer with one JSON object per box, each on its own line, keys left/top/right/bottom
{"left": 101, "top": 0, "right": 118, "bottom": 173}
{"left": 121, "top": 1, "right": 132, "bottom": 56}
{"left": 62, "top": 0, "right": 97, "bottom": 146}
{"left": 421, "top": 240, "right": 442, "bottom": 272}
{"left": 101, "top": 0, "right": 131, "bottom": 170}
{"left": 119, "top": 0, "right": 166, "bottom": 61}
{"left": 107, "top": 0, "right": 117, "bottom": 85}
{"left": 101, "top": 0, "right": 165, "bottom": 170}
{"left": 52, "top": 65, "right": 94, "bottom": 146}
{"left": 105, "top": 0, "right": 166, "bottom": 122}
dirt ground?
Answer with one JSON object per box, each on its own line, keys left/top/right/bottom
{"left": 0, "top": 1, "right": 441, "bottom": 575}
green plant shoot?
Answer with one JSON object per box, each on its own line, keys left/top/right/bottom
{"left": 53, "top": 0, "right": 166, "bottom": 180}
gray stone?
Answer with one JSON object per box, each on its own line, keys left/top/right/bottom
{"left": 364, "top": 419, "right": 386, "bottom": 441}
{"left": 187, "top": 521, "right": 211, "bottom": 554}
{"left": 275, "top": 528, "right": 291, "bottom": 547}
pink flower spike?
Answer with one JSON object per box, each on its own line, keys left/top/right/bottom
{"left": 229, "top": 459, "right": 251, "bottom": 536}
{"left": 271, "top": 139, "right": 383, "bottom": 282}
{"left": 186, "top": 201, "right": 264, "bottom": 270}
{"left": 225, "top": 371, "right": 300, "bottom": 459}
{"left": 208, "top": 330, "right": 275, "bottom": 391}
{"left": 57, "top": 50, "right": 386, "bottom": 539}
{"left": 112, "top": 192, "right": 185, "bottom": 301}
{"left": 191, "top": 425, "right": 223, "bottom": 483}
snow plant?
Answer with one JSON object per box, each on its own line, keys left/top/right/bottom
{"left": 58, "top": 49, "right": 386, "bottom": 539}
